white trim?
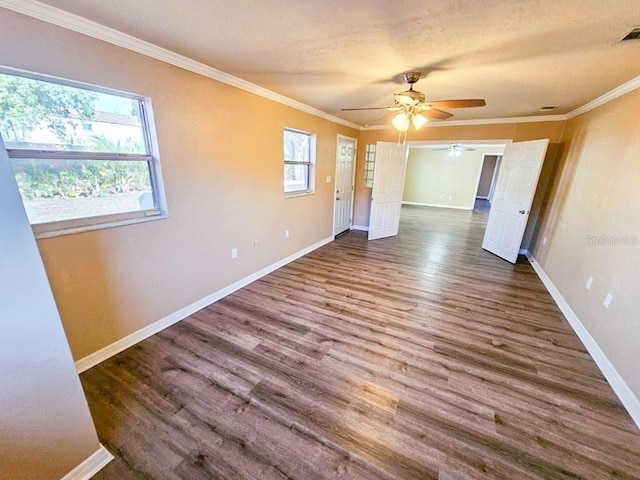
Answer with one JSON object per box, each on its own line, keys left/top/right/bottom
{"left": 526, "top": 253, "right": 640, "bottom": 429}
{"left": 0, "top": 0, "right": 360, "bottom": 130}
{"left": 350, "top": 225, "right": 369, "bottom": 232}
{"left": 361, "top": 115, "right": 566, "bottom": 130}
{"left": 566, "top": 74, "right": 640, "bottom": 119}
{"left": 402, "top": 201, "right": 472, "bottom": 211}
{"left": 75, "top": 235, "right": 333, "bottom": 373}
{"left": 518, "top": 248, "right": 529, "bottom": 256}
{"left": 61, "top": 444, "right": 113, "bottom": 480}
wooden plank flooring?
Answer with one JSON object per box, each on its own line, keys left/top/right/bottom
{"left": 83, "top": 204, "right": 640, "bottom": 479}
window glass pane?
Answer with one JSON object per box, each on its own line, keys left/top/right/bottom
{"left": 284, "top": 163, "right": 309, "bottom": 193}
{"left": 0, "top": 73, "right": 146, "bottom": 154}
{"left": 283, "top": 129, "right": 310, "bottom": 162}
{"left": 10, "top": 158, "right": 154, "bottom": 224}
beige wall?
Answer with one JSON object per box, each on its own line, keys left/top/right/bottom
{"left": 0, "top": 138, "right": 101, "bottom": 479}
{"left": 0, "top": 9, "right": 358, "bottom": 361}
{"left": 354, "top": 122, "right": 565, "bottom": 226}
{"left": 532, "top": 88, "right": 640, "bottom": 397}
{"left": 403, "top": 147, "right": 504, "bottom": 209}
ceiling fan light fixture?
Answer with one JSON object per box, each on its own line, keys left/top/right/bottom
{"left": 412, "top": 114, "right": 428, "bottom": 130}
{"left": 392, "top": 112, "right": 410, "bottom": 132}
{"left": 448, "top": 144, "right": 463, "bottom": 157}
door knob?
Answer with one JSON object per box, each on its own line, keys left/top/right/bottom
{"left": 519, "top": 210, "right": 526, "bottom": 214}
{"left": 336, "top": 197, "right": 341, "bottom": 201}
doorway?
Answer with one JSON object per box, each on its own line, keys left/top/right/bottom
{"left": 402, "top": 143, "right": 506, "bottom": 211}
{"left": 475, "top": 154, "right": 502, "bottom": 204}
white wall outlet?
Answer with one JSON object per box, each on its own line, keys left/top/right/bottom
{"left": 253, "top": 239, "right": 260, "bottom": 248}
{"left": 231, "top": 248, "right": 238, "bottom": 259}
{"left": 542, "top": 236, "right": 547, "bottom": 245}
{"left": 326, "top": 175, "right": 331, "bottom": 183}
{"left": 585, "top": 276, "right": 593, "bottom": 289}
{"left": 603, "top": 293, "right": 613, "bottom": 308}
{"left": 285, "top": 229, "right": 289, "bottom": 238}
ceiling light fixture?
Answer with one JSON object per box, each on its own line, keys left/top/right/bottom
{"left": 391, "top": 106, "right": 428, "bottom": 134}
{"left": 448, "top": 144, "right": 464, "bottom": 157}
{"left": 391, "top": 111, "right": 410, "bottom": 132}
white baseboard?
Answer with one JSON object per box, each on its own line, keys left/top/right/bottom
{"left": 75, "top": 236, "right": 334, "bottom": 373}
{"left": 350, "top": 225, "right": 369, "bottom": 232}
{"left": 402, "top": 201, "right": 473, "bottom": 211}
{"left": 526, "top": 253, "right": 640, "bottom": 429}
{"left": 61, "top": 444, "right": 113, "bottom": 480}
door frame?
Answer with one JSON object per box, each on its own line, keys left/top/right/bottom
{"left": 332, "top": 134, "right": 358, "bottom": 236}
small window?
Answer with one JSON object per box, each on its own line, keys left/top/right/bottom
{"left": 0, "top": 69, "right": 167, "bottom": 237}
{"left": 283, "top": 128, "right": 315, "bottom": 196}
{"left": 364, "top": 143, "right": 376, "bottom": 188}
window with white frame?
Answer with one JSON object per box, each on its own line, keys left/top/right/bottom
{"left": 0, "top": 69, "right": 167, "bottom": 237}
{"left": 283, "top": 128, "right": 315, "bottom": 196}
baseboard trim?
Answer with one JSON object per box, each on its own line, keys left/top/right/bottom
{"left": 402, "top": 201, "right": 473, "bottom": 211}
{"left": 75, "top": 236, "right": 334, "bottom": 373}
{"left": 526, "top": 253, "right": 640, "bottom": 429}
{"left": 61, "top": 444, "right": 113, "bottom": 480}
{"left": 350, "top": 225, "right": 369, "bottom": 232}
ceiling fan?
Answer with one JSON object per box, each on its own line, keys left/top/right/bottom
{"left": 432, "top": 143, "right": 477, "bottom": 157}
{"left": 342, "top": 72, "right": 486, "bottom": 132}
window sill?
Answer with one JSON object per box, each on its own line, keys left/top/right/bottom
{"left": 33, "top": 211, "right": 169, "bottom": 240}
{"left": 284, "top": 190, "right": 314, "bottom": 199}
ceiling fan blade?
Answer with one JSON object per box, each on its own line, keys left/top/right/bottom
{"left": 427, "top": 99, "right": 486, "bottom": 109}
{"left": 423, "top": 108, "right": 453, "bottom": 120}
{"left": 341, "top": 106, "right": 396, "bottom": 111}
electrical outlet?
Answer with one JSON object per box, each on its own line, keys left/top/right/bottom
{"left": 285, "top": 229, "right": 289, "bottom": 238}
{"left": 231, "top": 248, "right": 238, "bottom": 259}
{"left": 542, "top": 236, "right": 547, "bottom": 245}
{"left": 585, "top": 276, "right": 593, "bottom": 289}
{"left": 253, "top": 239, "right": 260, "bottom": 248}
{"left": 603, "top": 293, "right": 613, "bottom": 308}
{"left": 326, "top": 175, "right": 331, "bottom": 183}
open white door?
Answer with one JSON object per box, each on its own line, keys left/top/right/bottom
{"left": 368, "top": 142, "right": 409, "bottom": 240}
{"left": 333, "top": 136, "right": 356, "bottom": 235}
{"left": 482, "top": 139, "right": 549, "bottom": 263}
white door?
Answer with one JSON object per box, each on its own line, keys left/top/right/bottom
{"left": 482, "top": 139, "right": 549, "bottom": 263}
{"left": 333, "top": 136, "right": 356, "bottom": 235}
{"left": 368, "top": 142, "right": 409, "bottom": 240}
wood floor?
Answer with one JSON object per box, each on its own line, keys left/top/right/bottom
{"left": 83, "top": 204, "right": 640, "bottom": 480}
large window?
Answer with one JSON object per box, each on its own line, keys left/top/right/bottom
{"left": 283, "top": 128, "right": 315, "bottom": 196}
{"left": 0, "top": 69, "right": 166, "bottom": 237}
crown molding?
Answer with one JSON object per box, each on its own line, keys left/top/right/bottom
{"left": 0, "top": 0, "right": 361, "bottom": 130}
{"left": 4, "top": 0, "right": 639, "bottom": 130}
{"left": 361, "top": 114, "right": 567, "bottom": 130}
{"left": 566, "top": 74, "right": 640, "bottom": 119}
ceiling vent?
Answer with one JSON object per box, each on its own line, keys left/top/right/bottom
{"left": 622, "top": 27, "right": 640, "bottom": 41}
{"left": 539, "top": 106, "right": 558, "bottom": 112}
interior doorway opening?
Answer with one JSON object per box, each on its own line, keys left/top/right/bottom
{"left": 402, "top": 142, "right": 507, "bottom": 212}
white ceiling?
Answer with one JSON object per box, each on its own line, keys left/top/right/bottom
{"left": 30, "top": 0, "right": 640, "bottom": 126}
